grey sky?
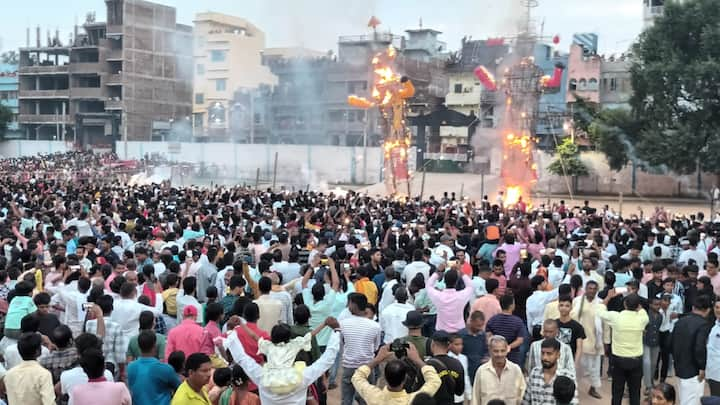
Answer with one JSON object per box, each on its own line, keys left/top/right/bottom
{"left": 0, "top": 0, "right": 643, "bottom": 56}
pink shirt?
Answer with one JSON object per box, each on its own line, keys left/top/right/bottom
{"left": 199, "top": 320, "right": 221, "bottom": 356}
{"left": 72, "top": 381, "right": 131, "bottom": 405}
{"left": 490, "top": 273, "right": 508, "bottom": 296}
{"left": 471, "top": 294, "right": 501, "bottom": 322}
{"left": 496, "top": 243, "right": 523, "bottom": 277}
{"left": 165, "top": 319, "right": 205, "bottom": 361}
{"left": 698, "top": 270, "right": 720, "bottom": 296}
{"left": 426, "top": 273, "right": 474, "bottom": 333}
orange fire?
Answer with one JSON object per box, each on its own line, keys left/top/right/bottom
{"left": 504, "top": 186, "right": 523, "bottom": 205}
{"left": 347, "top": 44, "right": 414, "bottom": 196}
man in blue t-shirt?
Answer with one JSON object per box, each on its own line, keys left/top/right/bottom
{"left": 127, "top": 330, "right": 181, "bottom": 405}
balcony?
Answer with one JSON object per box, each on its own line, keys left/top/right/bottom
{"left": 446, "top": 91, "right": 480, "bottom": 107}
{"left": 105, "top": 98, "right": 123, "bottom": 110}
{"left": 18, "top": 65, "right": 69, "bottom": 75}
{"left": 19, "top": 89, "right": 70, "bottom": 98}
{"left": 106, "top": 49, "right": 123, "bottom": 61}
{"left": 106, "top": 74, "right": 122, "bottom": 85}
{"left": 71, "top": 87, "right": 104, "bottom": 99}
{"left": 106, "top": 25, "right": 123, "bottom": 37}
{"left": 70, "top": 62, "right": 101, "bottom": 75}
{"left": 18, "top": 114, "right": 73, "bottom": 124}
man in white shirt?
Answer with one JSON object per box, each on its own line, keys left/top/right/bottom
{"left": 526, "top": 275, "right": 560, "bottom": 339}
{"left": 402, "top": 249, "right": 431, "bottom": 283}
{"left": 47, "top": 278, "right": 92, "bottom": 337}
{"left": 111, "top": 282, "right": 163, "bottom": 337}
{"left": 254, "top": 276, "right": 283, "bottom": 333}
{"left": 175, "top": 277, "right": 204, "bottom": 325}
{"left": 379, "top": 287, "right": 414, "bottom": 344}
{"left": 678, "top": 239, "right": 707, "bottom": 268}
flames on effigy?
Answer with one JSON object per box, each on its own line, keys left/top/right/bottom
{"left": 348, "top": 43, "right": 415, "bottom": 197}
{"left": 474, "top": 52, "right": 564, "bottom": 207}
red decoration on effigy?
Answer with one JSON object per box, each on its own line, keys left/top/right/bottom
{"left": 474, "top": 65, "right": 497, "bottom": 92}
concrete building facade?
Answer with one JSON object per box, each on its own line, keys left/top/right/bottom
{"left": 599, "top": 55, "right": 632, "bottom": 110}
{"left": 17, "top": 0, "right": 192, "bottom": 146}
{"left": 242, "top": 29, "right": 447, "bottom": 147}
{"left": 0, "top": 64, "right": 20, "bottom": 138}
{"left": 192, "top": 12, "right": 277, "bottom": 140}
{"left": 565, "top": 43, "right": 601, "bottom": 104}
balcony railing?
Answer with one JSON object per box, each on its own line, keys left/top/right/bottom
{"left": 106, "top": 49, "right": 123, "bottom": 61}
{"left": 71, "top": 87, "right": 103, "bottom": 98}
{"left": 18, "top": 65, "right": 69, "bottom": 74}
{"left": 70, "top": 62, "right": 101, "bottom": 74}
{"left": 19, "top": 89, "right": 70, "bottom": 98}
{"left": 18, "top": 114, "right": 73, "bottom": 124}
{"left": 105, "top": 99, "right": 122, "bottom": 110}
{"left": 106, "top": 74, "right": 122, "bottom": 85}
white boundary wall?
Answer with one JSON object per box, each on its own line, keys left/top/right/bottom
{"left": 116, "top": 141, "right": 389, "bottom": 186}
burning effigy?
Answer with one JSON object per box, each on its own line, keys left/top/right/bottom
{"left": 348, "top": 44, "right": 415, "bottom": 197}
{"left": 474, "top": 49, "right": 564, "bottom": 207}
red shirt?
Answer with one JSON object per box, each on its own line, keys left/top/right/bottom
{"left": 235, "top": 322, "right": 270, "bottom": 365}
{"left": 165, "top": 319, "right": 204, "bottom": 361}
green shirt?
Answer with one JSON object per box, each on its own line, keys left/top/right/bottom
{"left": 289, "top": 324, "right": 321, "bottom": 364}
{"left": 413, "top": 289, "right": 437, "bottom": 315}
{"left": 127, "top": 332, "right": 167, "bottom": 361}
{"left": 405, "top": 335, "right": 429, "bottom": 359}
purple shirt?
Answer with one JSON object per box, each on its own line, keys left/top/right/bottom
{"left": 426, "top": 273, "right": 474, "bottom": 333}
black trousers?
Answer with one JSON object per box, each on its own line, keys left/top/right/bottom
{"left": 709, "top": 379, "right": 720, "bottom": 397}
{"left": 657, "top": 331, "right": 672, "bottom": 381}
{"left": 611, "top": 355, "right": 643, "bottom": 405}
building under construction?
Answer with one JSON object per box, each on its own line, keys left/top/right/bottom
{"left": 17, "top": 0, "right": 192, "bottom": 147}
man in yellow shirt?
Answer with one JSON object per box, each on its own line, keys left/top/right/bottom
{"left": 598, "top": 292, "right": 649, "bottom": 405}
{"left": 471, "top": 335, "right": 526, "bottom": 405}
{"left": 354, "top": 267, "right": 379, "bottom": 306}
{"left": 171, "top": 353, "right": 213, "bottom": 405}
{"left": 351, "top": 343, "right": 440, "bottom": 404}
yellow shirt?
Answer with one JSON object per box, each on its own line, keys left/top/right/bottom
{"left": 471, "top": 360, "right": 526, "bottom": 405}
{"left": 171, "top": 381, "right": 211, "bottom": 405}
{"left": 4, "top": 360, "right": 55, "bottom": 405}
{"left": 162, "top": 288, "right": 179, "bottom": 316}
{"left": 351, "top": 364, "right": 441, "bottom": 405}
{"left": 354, "top": 278, "right": 379, "bottom": 306}
{"left": 599, "top": 308, "right": 649, "bottom": 358}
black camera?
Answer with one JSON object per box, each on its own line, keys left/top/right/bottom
{"left": 390, "top": 338, "right": 410, "bottom": 358}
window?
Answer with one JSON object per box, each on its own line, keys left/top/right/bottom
{"left": 196, "top": 64, "right": 205, "bottom": 75}
{"left": 193, "top": 113, "right": 204, "bottom": 128}
{"left": 215, "top": 79, "right": 227, "bottom": 92}
{"left": 610, "top": 78, "right": 617, "bottom": 91}
{"left": 602, "top": 78, "right": 608, "bottom": 91}
{"left": 210, "top": 50, "right": 227, "bottom": 62}
{"left": 454, "top": 83, "right": 463, "bottom": 93}
{"left": 588, "top": 78, "right": 598, "bottom": 90}
{"left": 578, "top": 79, "right": 587, "bottom": 90}
{"left": 195, "top": 93, "right": 204, "bottom": 104}
{"left": 569, "top": 79, "right": 577, "bottom": 91}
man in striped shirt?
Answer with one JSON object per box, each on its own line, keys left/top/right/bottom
{"left": 339, "top": 293, "right": 381, "bottom": 405}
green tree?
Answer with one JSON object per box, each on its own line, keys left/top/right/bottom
{"left": 0, "top": 51, "right": 18, "bottom": 65}
{"left": 547, "top": 137, "right": 590, "bottom": 192}
{"left": 0, "top": 104, "right": 13, "bottom": 139}
{"left": 630, "top": 0, "right": 720, "bottom": 175}
{"left": 588, "top": 108, "right": 645, "bottom": 171}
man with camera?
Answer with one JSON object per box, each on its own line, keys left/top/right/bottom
{"left": 351, "top": 341, "right": 441, "bottom": 404}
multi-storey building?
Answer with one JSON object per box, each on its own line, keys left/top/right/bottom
{"left": 245, "top": 28, "right": 447, "bottom": 146}
{"left": 17, "top": 0, "right": 192, "bottom": 146}
{"left": 192, "top": 12, "right": 277, "bottom": 140}
{"left": 599, "top": 55, "right": 632, "bottom": 110}
{"left": 0, "top": 64, "right": 20, "bottom": 138}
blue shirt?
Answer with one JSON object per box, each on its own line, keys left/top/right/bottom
{"left": 127, "top": 357, "right": 181, "bottom": 405}
{"left": 458, "top": 327, "right": 487, "bottom": 381}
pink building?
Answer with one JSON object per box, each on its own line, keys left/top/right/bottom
{"left": 565, "top": 43, "right": 601, "bottom": 103}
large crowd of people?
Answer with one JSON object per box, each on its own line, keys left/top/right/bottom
{"left": 0, "top": 151, "right": 717, "bottom": 405}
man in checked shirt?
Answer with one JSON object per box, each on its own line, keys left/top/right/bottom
{"left": 522, "top": 338, "right": 578, "bottom": 405}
